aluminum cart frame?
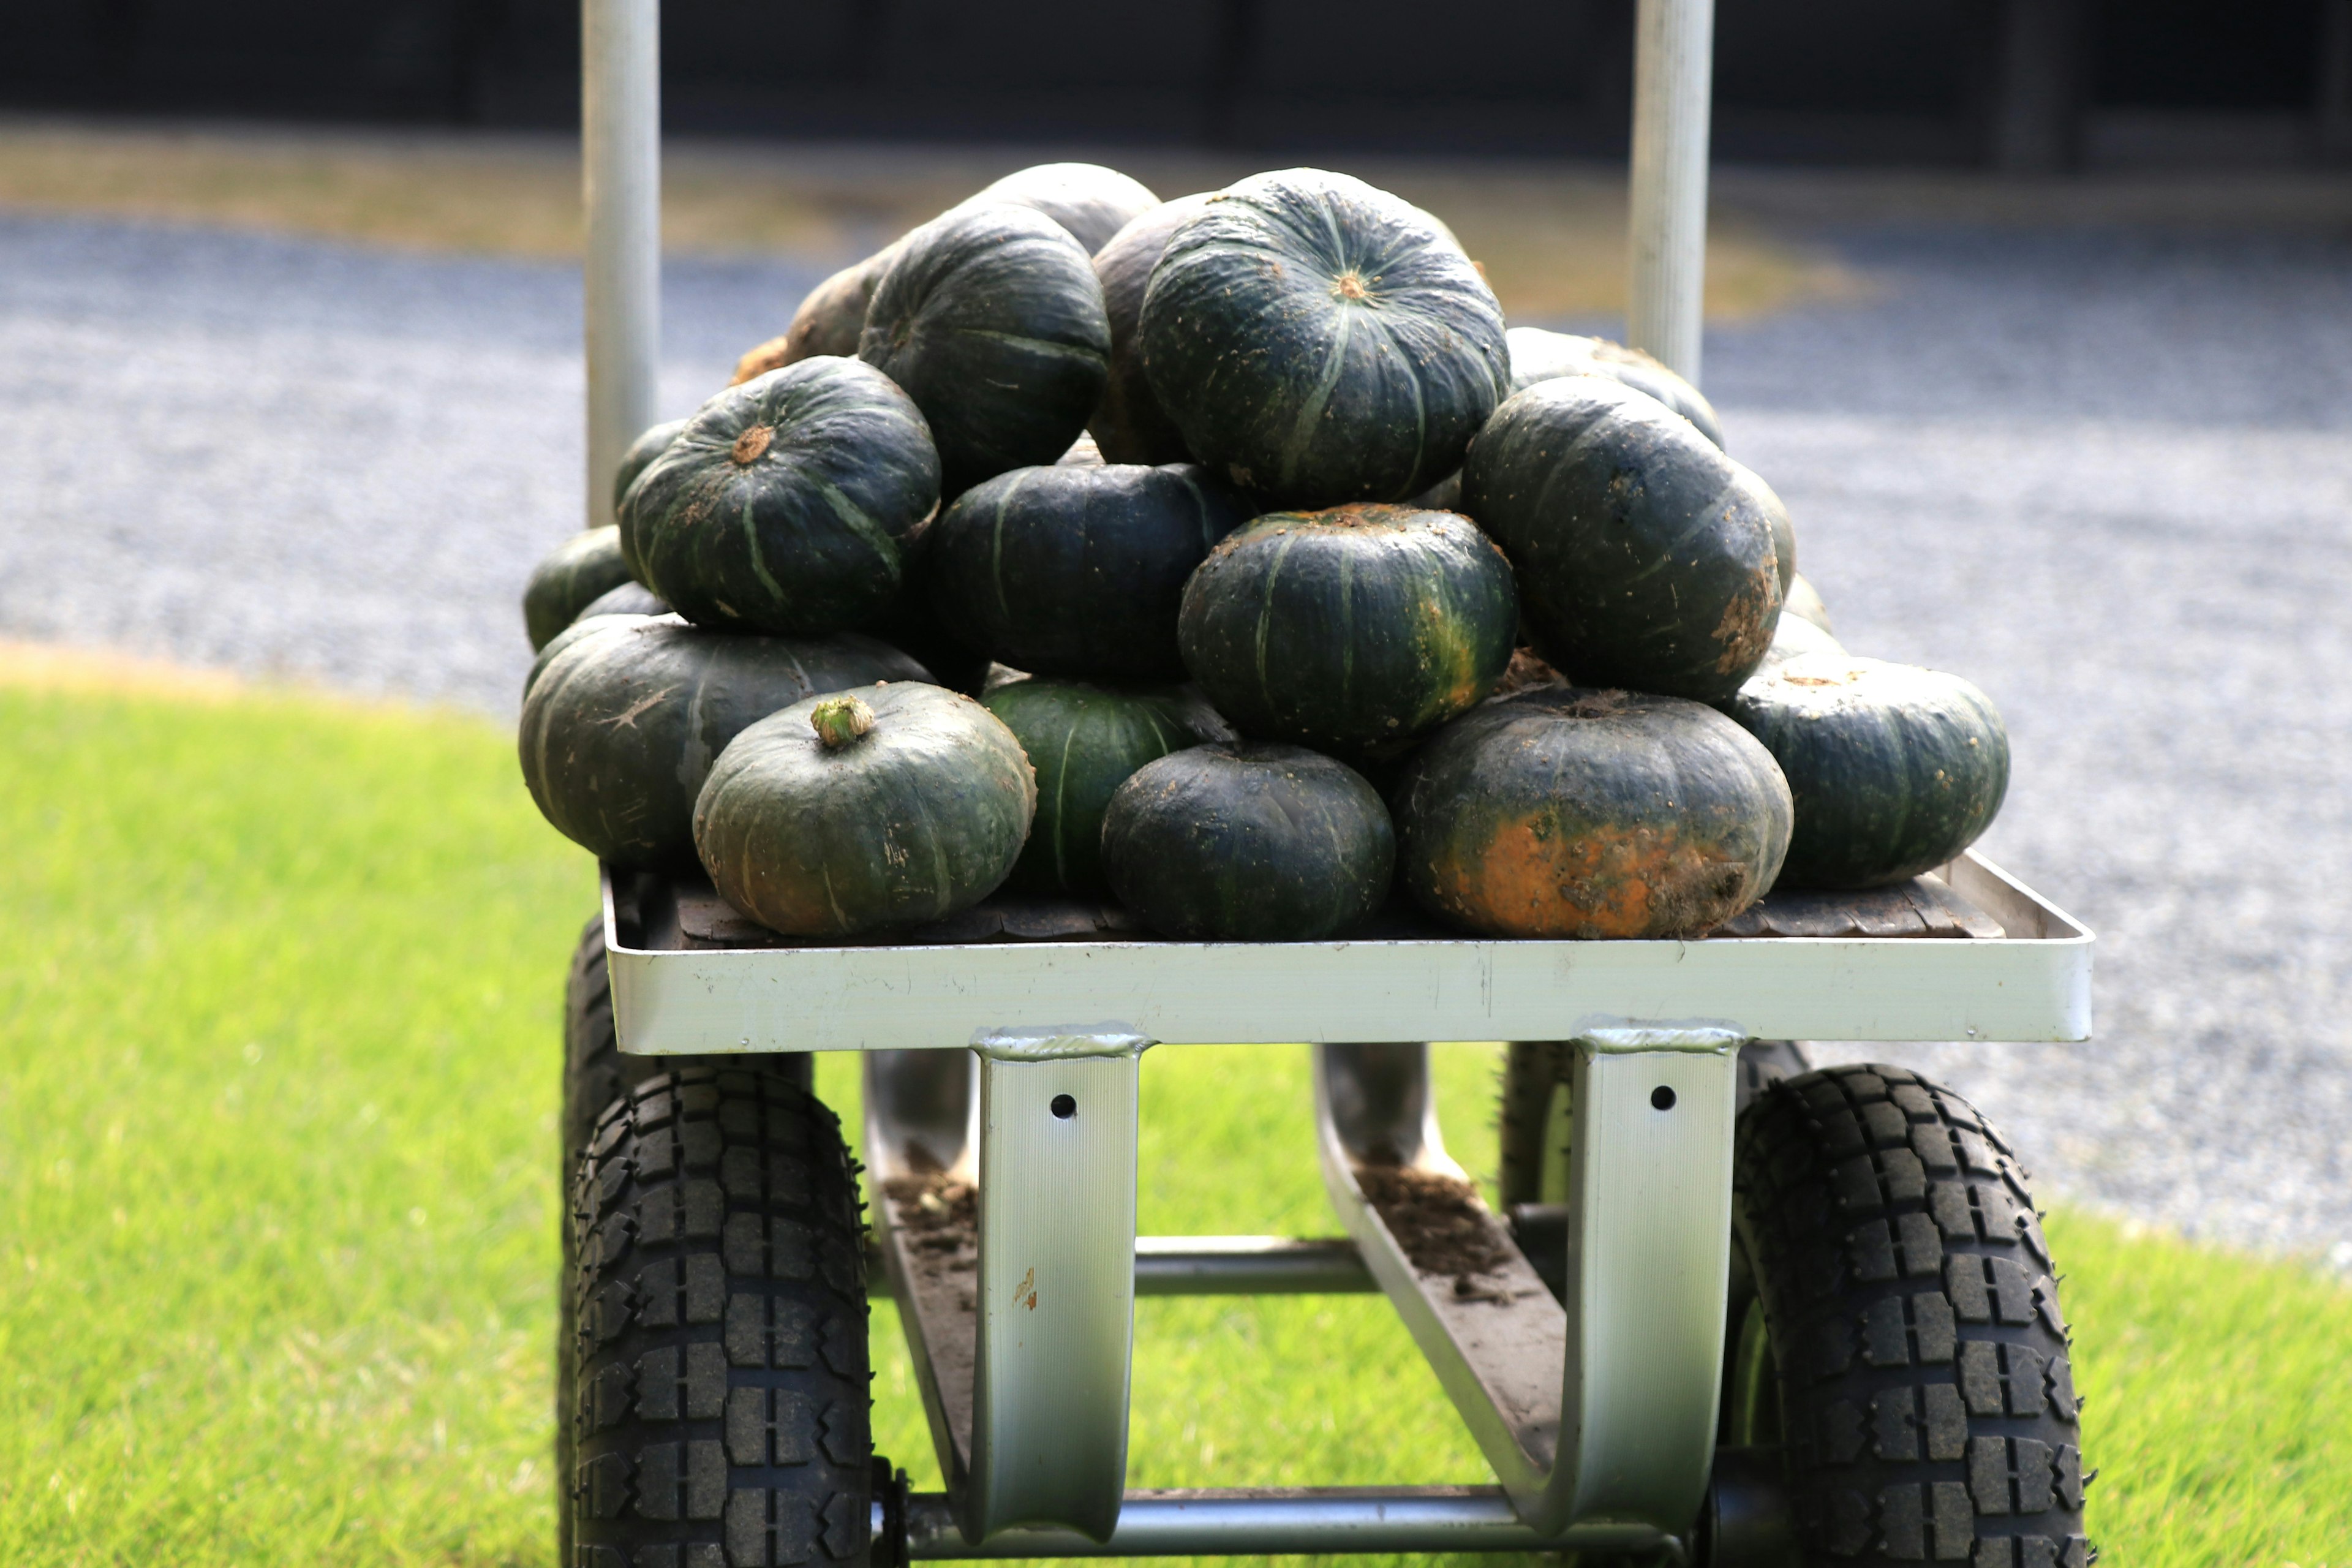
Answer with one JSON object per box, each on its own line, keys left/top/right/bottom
{"left": 576, "top": 2, "right": 2092, "bottom": 1557}
{"left": 600, "top": 854, "right": 2090, "bottom": 1559}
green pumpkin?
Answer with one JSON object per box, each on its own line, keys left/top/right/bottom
{"left": 761, "top": 242, "right": 905, "bottom": 374}
{"left": 619, "top": 356, "right": 940, "bottom": 637}
{"left": 1177, "top": 505, "right": 1517, "bottom": 757}
{"left": 1505, "top": 328, "right": 1727, "bottom": 451}
{"left": 524, "top": 610, "right": 656, "bottom": 701}
{"left": 521, "top": 526, "right": 635, "bottom": 652}
{"left": 1394, "top": 687, "right": 1792, "bottom": 939}
{"left": 694, "top": 684, "right": 1035, "bottom": 937}
{"left": 1137, "top": 169, "right": 1507, "bottom": 508}
{"left": 1784, "top": 572, "right": 1834, "bottom": 634}
{"left": 1101, "top": 742, "right": 1394, "bottom": 941}
{"left": 1757, "top": 609, "right": 1844, "bottom": 671}
{"left": 859, "top": 205, "right": 1112, "bottom": 497}
{"left": 613, "top": 418, "right": 687, "bottom": 513}
{"left": 924, "top": 462, "right": 1253, "bottom": 680}
{"left": 1088, "top": 193, "right": 1212, "bottom": 465}
{"left": 1462, "top": 376, "right": 1785, "bottom": 703}
{"left": 982, "top": 679, "right": 1223, "bottom": 894}
{"left": 1723, "top": 654, "right": 2008, "bottom": 890}
{"left": 519, "top": 617, "right": 930, "bottom": 869}
{"left": 952, "top": 162, "right": 1162, "bottom": 254}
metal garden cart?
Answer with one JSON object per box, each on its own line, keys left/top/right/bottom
{"left": 559, "top": 7, "right": 2098, "bottom": 1566}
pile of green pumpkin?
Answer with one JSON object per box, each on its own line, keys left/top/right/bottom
{"left": 518, "top": 161, "right": 2010, "bottom": 944}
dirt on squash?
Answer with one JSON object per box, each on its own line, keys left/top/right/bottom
{"left": 1354, "top": 1164, "right": 1510, "bottom": 1293}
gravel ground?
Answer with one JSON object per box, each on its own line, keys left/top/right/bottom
{"left": 3, "top": 208, "right": 2349, "bottom": 1261}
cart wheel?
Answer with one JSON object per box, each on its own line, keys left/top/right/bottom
{"left": 1498, "top": 1037, "right": 1810, "bottom": 1206}
{"left": 568, "top": 1065, "right": 875, "bottom": 1567}
{"left": 1721, "top": 1065, "right": 2091, "bottom": 1567}
{"left": 559, "top": 916, "right": 816, "bottom": 1561}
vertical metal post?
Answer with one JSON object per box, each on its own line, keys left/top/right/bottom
{"left": 1626, "top": 0, "right": 1714, "bottom": 386}
{"left": 966, "top": 1028, "right": 1148, "bottom": 1545}
{"left": 582, "top": 0, "right": 661, "bottom": 529}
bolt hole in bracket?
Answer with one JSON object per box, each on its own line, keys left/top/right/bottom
{"left": 1314, "top": 1024, "right": 1745, "bottom": 1540}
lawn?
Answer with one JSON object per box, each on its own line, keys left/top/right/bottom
{"left": 0, "top": 666, "right": 2346, "bottom": 1564}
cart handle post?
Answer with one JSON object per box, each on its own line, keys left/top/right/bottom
{"left": 1626, "top": 0, "right": 1715, "bottom": 386}
{"left": 582, "top": 0, "right": 662, "bottom": 529}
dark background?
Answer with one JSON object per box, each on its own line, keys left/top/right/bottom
{"left": 3, "top": 0, "right": 2348, "bottom": 169}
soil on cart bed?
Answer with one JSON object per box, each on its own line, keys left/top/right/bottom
{"left": 1354, "top": 1165, "right": 1513, "bottom": 1293}
{"left": 881, "top": 1172, "right": 978, "bottom": 1307}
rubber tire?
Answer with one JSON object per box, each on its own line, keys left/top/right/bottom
{"left": 568, "top": 1065, "right": 875, "bottom": 1567}
{"left": 557, "top": 916, "right": 809, "bottom": 1567}
{"left": 1498, "top": 1038, "right": 1811, "bottom": 1207}
{"left": 1727, "top": 1065, "right": 2092, "bottom": 1567}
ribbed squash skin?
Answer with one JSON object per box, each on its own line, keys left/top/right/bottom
{"left": 612, "top": 418, "right": 687, "bottom": 510}
{"left": 522, "top": 526, "right": 635, "bottom": 651}
{"left": 924, "top": 462, "right": 1253, "bottom": 680}
{"left": 1505, "top": 327, "right": 1727, "bottom": 451}
{"left": 524, "top": 611, "right": 654, "bottom": 701}
{"left": 982, "top": 680, "right": 1220, "bottom": 894}
{"left": 951, "top": 162, "right": 1162, "bottom": 254}
{"left": 1137, "top": 170, "right": 1507, "bottom": 508}
{"left": 525, "top": 586, "right": 674, "bottom": 690}
{"left": 518, "top": 617, "right": 930, "bottom": 869}
{"left": 693, "top": 683, "right": 1036, "bottom": 937}
{"left": 1177, "top": 505, "right": 1517, "bottom": 756}
{"left": 620, "top": 356, "right": 940, "bottom": 636}
{"left": 860, "top": 205, "right": 1112, "bottom": 497}
{"left": 1101, "top": 742, "right": 1394, "bottom": 940}
{"left": 1394, "top": 687, "right": 1792, "bottom": 939}
{"left": 1462, "top": 377, "right": 1786, "bottom": 703}
{"left": 1089, "top": 194, "right": 1212, "bottom": 464}
{"left": 1724, "top": 654, "right": 2008, "bottom": 889}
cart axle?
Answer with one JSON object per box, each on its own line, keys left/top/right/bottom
{"left": 895, "top": 1485, "right": 1673, "bottom": 1558}
{"left": 866, "top": 1235, "right": 1378, "bottom": 1298}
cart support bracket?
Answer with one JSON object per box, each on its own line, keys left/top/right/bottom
{"left": 965, "top": 1028, "right": 1148, "bottom": 1544}
{"left": 1314, "top": 1030, "right": 1738, "bottom": 1537}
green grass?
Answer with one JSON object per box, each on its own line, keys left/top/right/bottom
{"left": 1, "top": 675, "right": 2348, "bottom": 1565}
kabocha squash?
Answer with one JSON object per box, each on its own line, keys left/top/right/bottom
{"left": 861, "top": 205, "right": 1112, "bottom": 497}
{"left": 1724, "top": 654, "right": 2008, "bottom": 889}
{"left": 1784, "top": 572, "right": 1834, "bottom": 633}
{"left": 524, "top": 611, "right": 654, "bottom": 701}
{"left": 1088, "top": 193, "right": 1213, "bottom": 464}
{"left": 693, "top": 684, "right": 1035, "bottom": 937}
{"left": 613, "top": 418, "right": 687, "bottom": 510}
{"left": 519, "top": 617, "right": 930, "bottom": 869}
{"left": 1462, "top": 376, "right": 1786, "bottom": 703}
{"left": 1505, "top": 328, "right": 1727, "bottom": 451}
{"left": 753, "top": 243, "right": 907, "bottom": 375}
{"left": 1394, "top": 687, "right": 1792, "bottom": 939}
{"left": 952, "top": 163, "right": 1162, "bottom": 254}
{"left": 621, "top": 356, "right": 940, "bottom": 636}
{"left": 522, "top": 526, "right": 634, "bottom": 651}
{"left": 1177, "top": 505, "right": 1517, "bottom": 756}
{"left": 1756, "top": 609, "right": 1844, "bottom": 670}
{"left": 578, "top": 581, "right": 668, "bottom": 623}
{"left": 1101, "top": 743, "right": 1393, "bottom": 940}
{"left": 924, "top": 462, "right": 1253, "bottom": 680}
{"left": 1138, "top": 170, "right": 1508, "bottom": 508}
{"left": 982, "top": 679, "right": 1223, "bottom": 894}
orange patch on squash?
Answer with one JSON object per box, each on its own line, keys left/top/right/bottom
{"left": 1436, "top": 809, "right": 1743, "bottom": 939}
